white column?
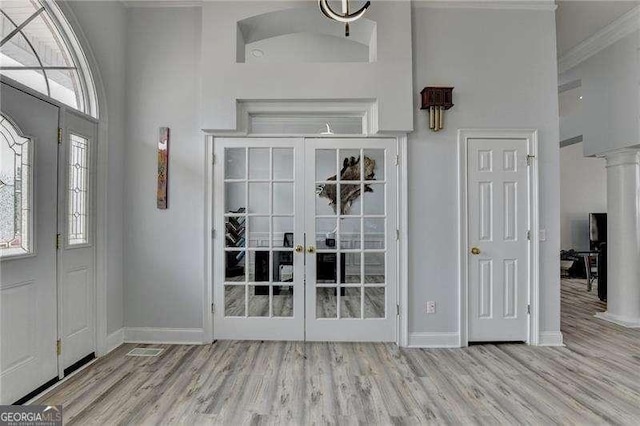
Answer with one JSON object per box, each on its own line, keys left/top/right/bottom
{"left": 596, "top": 148, "right": 640, "bottom": 327}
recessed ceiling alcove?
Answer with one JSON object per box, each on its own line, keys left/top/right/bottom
{"left": 236, "top": 7, "right": 377, "bottom": 64}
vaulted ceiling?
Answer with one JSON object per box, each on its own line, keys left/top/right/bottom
{"left": 555, "top": 0, "right": 639, "bottom": 57}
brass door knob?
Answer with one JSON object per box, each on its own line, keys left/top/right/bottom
{"left": 295, "top": 245, "right": 304, "bottom": 253}
{"left": 470, "top": 247, "right": 481, "bottom": 255}
{"left": 307, "top": 246, "right": 316, "bottom": 254}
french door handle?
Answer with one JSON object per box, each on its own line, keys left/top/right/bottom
{"left": 295, "top": 245, "right": 304, "bottom": 253}
{"left": 306, "top": 246, "right": 316, "bottom": 254}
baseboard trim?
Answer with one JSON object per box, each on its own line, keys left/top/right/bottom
{"left": 407, "top": 332, "right": 460, "bottom": 348}
{"left": 595, "top": 312, "right": 640, "bottom": 328}
{"left": 538, "top": 331, "right": 564, "bottom": 346}
{"left": 123, "top": 327, "right": 204, "bottom": 344}
{"left": 106, "top": 328, "right": 124, "bottom": 353}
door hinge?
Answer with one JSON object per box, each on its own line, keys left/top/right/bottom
{"left": 57, "top": 128, "right": 62, "bottom": 144}
{"left": 527, "top": 230, "right": 531, "bottom": 240}
{"left": 211, "top": 303, "right": 215, "bottom": 314}
{"left": 211, "top": 228, "right": 216, "bottom": 239}
{"left": 526, "top": 154, "right": 535, "bottom": 166}
{"left": 394, "top": 155, "right": 400, "bottom": 166}
{"left": 56, "top": 339, "right": 61, "bottom": 356}
{"left": 527, "top": 304, "right": 531, "bottom": 315}
{"left": 395, "top": 229, "right": 400, "bottom": 241}
{"left": 212, "top": 154, "right": 217, "bottom": 165}
{"left": 396, "top": 304, "right": 400, "bottom": 316}
{"left": 56, "top": 233, "right": 61, "bottom": 250}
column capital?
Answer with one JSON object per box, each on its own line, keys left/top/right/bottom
{"left": 601, "top": 147, "right": 640, "bottom": 168}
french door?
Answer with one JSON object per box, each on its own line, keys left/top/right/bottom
{"left": 213, "top": 137, "right": 397, "bottom": 342}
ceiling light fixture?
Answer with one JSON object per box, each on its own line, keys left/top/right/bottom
{"left": 318, "top": 0, "right": 371, "bottom": 37}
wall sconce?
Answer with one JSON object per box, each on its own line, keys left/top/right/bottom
{"left": 420, "top": 87, "right": 454, "bottom": 132}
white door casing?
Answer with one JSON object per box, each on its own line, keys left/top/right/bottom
{"left": 0, "top": 83, "right": 59, "bottom": 404}
{"left": 212, "top": 137, "right": 398, "bottom": 342}
{"left": 459, "top": 130, "right": 539, "bottom": 345}
{"left": 57, "top": 109, "right": 97, "bottom": 371}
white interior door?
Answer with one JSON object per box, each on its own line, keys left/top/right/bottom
{"left": 1, "top": 83, "right": 59, "bottom": 404}
{"left": 213, "top": 138, "right": 305, "bottom": 340}
{"left": 468, "top": 138, "right": 529, "bottom": 342}
{"left": 305, "top": 138, "right": 397, "bottom": 342}
{"left": 57, "top": 110, "right": 97, "bottom": 371}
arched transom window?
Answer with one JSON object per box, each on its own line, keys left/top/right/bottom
{"left": 0, "top": 0, "right": 97, "bottom": 116}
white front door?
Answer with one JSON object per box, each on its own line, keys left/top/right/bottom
{"left": 213, "top": 137, "right": 398, "bottom": 342}
{"left": 1, "top": 83, "right": 59, "bottom": 404}
{"left": 468, "top": 138, "right": 529, "bottom": 342}
{"left": 57, "top": 110, "right": 97, "bottom": 371}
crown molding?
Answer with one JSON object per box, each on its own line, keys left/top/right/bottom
{"left": 558, "top": 5, "right": 640, "bottom": 74}
{"left": 412, "top": 1, "right": 556, "bottom": 11}
{"left": 120, "top": 0, "right": 202, "bottom": 8}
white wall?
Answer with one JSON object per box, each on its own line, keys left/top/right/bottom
{"left": 560, "top": 142, "right": 607, "bottom": 250}
{"left": 559, "top": 31, "right": 640, "bottom": 156}
{"left": 66, "top": 1, "right": 127, "bottom": 335}
{"left": 409, "top": 6, "right": 561, "bottom": 334}
{"left": 200, "top": 1, "right": 413, "bottom": 132}
{"left": 101, "top": 2, "right": 561, "bottom": 340}
{"left": 124, "top": 7, "right": 204, "bottom": 329}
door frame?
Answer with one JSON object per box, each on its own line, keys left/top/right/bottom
{"left": 457, "top": 129, "right": 540, "bottom": 347}
{"left": 204, "top": 133, "right": 408, "bottom": 345}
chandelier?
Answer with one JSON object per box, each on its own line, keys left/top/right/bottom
{"left": 318, "top": 0, "right": 371, "bottom": 37}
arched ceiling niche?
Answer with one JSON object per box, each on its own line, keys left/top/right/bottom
{"left": 237, "top": 7, "right": 376, "bottom": 63}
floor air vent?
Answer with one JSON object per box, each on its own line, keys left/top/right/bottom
{"left": 126, "top": 347, "right": 164, "bottom": 357}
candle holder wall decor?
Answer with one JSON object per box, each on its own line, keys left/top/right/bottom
{"left": 420, "top": 87, "right": 454, "bottom": 132}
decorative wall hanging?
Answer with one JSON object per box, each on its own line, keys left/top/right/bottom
{"left": 157, "top": 127, "right": 170, "bottom": 209}
{"left": 317, "top": 155, "right": 376, "bottom": 214}
{"left": 318, "top": 0, "right": 371, "bottom": 37}
{"left": 420, "top": 87, "right": 454, "bottom": 132}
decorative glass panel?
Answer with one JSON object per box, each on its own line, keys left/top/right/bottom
{"left": 0, "top": 1, "right": 94, "bottom": 114}
{"left": 68, "top": 133, "right": 89, "bottom": 245}
{"left": 0, "top": 115, "right": 32, "bottom": 256}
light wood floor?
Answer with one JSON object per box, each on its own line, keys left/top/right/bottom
{"left": 36, "top": 279, "right": 640, "bottom": 424}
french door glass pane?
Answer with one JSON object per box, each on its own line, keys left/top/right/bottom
{"left": 316, "top": 287, "right": 337, "bottom": 318}
{"left": 249, "top": 148, "right": 270, "bottom": 179}
{"left": 273, "top": 148, "right": 293, "bottom": 180}
{"left": 272, "top": 286, "right": 293, "bottom": 317}
{"left": 364, "top": 287, "right": 385, "bottom": 318}
{"left": 315, "top": 149, "right": 336, "bottom": 181}
{"left": 340, "top": 287, "right": 361, "bottom": 318}
{"left": 224, "top": 148, "right": 245, "bottom": 179}
{"left": 224, "top": 285, "right": 245, "bottom": 316}
{"left": 225, "top": 182, "right": 245, "bottom": 213}
{"left": 248, "top": 285, "right": 270, "bottom": 317}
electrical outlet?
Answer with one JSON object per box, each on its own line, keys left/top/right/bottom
{"left": 426, "top": 301, "right": 436, "bottom": 314}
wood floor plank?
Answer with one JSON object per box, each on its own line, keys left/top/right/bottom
{"left": 34, "top": 279, "right": 640, "bottom": 425}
